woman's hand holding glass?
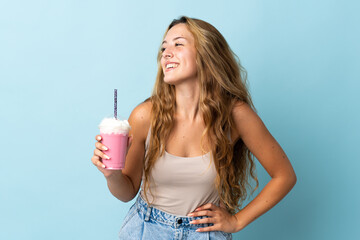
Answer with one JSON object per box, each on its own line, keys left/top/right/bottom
{"left": 91, "top": 135, "right": 133, "bottom": 178}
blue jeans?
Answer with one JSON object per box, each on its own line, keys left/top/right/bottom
{"left": 118, "top": 195, "right": 232, "bottom": 239}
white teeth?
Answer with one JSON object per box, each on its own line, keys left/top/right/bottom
{"left": 166, "top": 63, "right": 179, "bottom": 69}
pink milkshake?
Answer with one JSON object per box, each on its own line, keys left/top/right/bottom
{"left": 98, "top": 118, "right": 131, "bottom": 170}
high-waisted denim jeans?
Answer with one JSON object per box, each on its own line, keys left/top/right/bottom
{"left": 118, "top": 195, "right": 232, "bottom": 240}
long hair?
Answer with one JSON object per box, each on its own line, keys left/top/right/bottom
{"left": 143, "top": 16, "right": 259, "bottom": 214}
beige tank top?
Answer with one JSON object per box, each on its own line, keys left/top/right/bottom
{"left": 140, "top": 127, "right": 232, "bottom": 216}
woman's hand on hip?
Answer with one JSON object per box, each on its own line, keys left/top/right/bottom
{"left": 187, "top": 203, "right": 241, "bottom": 233}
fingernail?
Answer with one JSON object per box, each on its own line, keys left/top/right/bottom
{"left": 187, "top": 213, "right": 193, "bottom": 217}
{"left": 97, "top": 136, "right": 101, "bottom": 140}
{"left": 196, "top": 229, "right": 200, "bottom": 232}
{"left": 102, "top": 165, "right": 106, "bottom": 168}
{"left": 190, "top": 221, "right": 195, "bottom": 224}
{"left": 105, "top": 155, "right": 110, "bottom": 159}
{"left": 102, "top": 146, "right": 108, "bottom": 150}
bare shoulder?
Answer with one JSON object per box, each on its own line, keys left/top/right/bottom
{"left": 231, "top": 100, "right": 265, "bottom": 141}
{"left": 231, "top": 100, "right": 257, "bottom": 121}
{"left": 130, "top": 99, "right": 152, "bottom": 123}
{"left": 128, "top": 99, "right": 152, "bottom": 142}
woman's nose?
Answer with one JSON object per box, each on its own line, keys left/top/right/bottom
{"left": 163, "top": 48, "right": 173, "bottom": 58}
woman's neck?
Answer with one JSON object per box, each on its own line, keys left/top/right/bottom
{"left": 174, "top": 81, "right": 201, "bottom": 122}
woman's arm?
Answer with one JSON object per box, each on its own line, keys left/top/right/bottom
{"left": 92, "top": 101, "right": 151, "bottom": 202}
{"left": 230, "top": 101, "right": 297, "bottom": 231}
{"left": 189, "top": 101, "right": 297, "bottom": 233}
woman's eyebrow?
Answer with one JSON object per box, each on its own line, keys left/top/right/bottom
{"left": 162, "top": 37, "right": 187, "bottom": 44}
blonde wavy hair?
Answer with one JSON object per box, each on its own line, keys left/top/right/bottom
{"left": 143, "top": 16, "right": 259, "bottom": 214}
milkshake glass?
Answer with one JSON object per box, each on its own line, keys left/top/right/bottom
{"left": 98, "top": 117, "right": 131, "bottom": 170}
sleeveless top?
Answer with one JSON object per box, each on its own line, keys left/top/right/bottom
{"left": 140, "top": 127, "right": 232, "bottom": 216}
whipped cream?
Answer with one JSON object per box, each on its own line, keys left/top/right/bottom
{"left": 98, "top": 117, "right": 131, "bottom": 135}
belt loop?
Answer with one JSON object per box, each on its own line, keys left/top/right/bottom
{"left": 144, "top": 205, "right": 152, "bottom": 222}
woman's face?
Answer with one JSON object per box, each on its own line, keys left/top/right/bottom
{"left": 160, "top": 24, "right": 198, "bottom": 85}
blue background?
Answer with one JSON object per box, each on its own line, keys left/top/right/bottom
{"left": 1, "top": 0, "right": 359, "bottom": 239}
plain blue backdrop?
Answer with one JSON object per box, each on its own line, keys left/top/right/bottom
{"left": 0, "top": 0, "right": 359, "bottom": 239}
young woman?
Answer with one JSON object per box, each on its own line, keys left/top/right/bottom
{"left": 91, "top": 16, "right": 296, "bottom": 239}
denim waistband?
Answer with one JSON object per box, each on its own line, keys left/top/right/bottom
{"left": 135, "top": 195, "right": 209, "bottom": 229}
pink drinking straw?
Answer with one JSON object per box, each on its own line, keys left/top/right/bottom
{"left": 114, "top": 89, "right": 117, "bottom": 119}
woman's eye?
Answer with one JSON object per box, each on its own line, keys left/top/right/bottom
{"left": 161, "top": 43, "right": 182, "bottom": 52}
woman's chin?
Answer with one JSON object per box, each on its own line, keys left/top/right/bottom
{"left": 163, "top": 77, "right": 179, "bottom": 85}
{"left": 163, "top": 75, "right": 198, "bottom": 86}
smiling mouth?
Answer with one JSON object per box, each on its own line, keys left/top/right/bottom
{"left": 165, "top": 63, "right": 179, "bottom": 70}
